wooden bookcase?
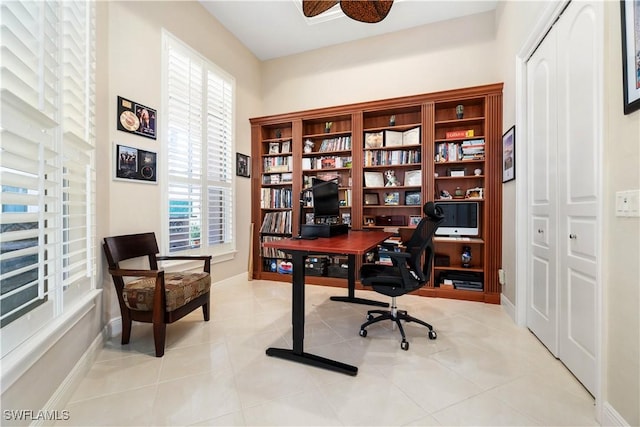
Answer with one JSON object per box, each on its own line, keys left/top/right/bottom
{"left": 250, "top": 83, "right": 503, "bottom": 303}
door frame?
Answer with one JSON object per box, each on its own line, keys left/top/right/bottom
{"left": 513, "top": 0, "right": 603, "bottom": 419}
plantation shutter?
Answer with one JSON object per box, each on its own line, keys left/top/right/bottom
{"left": 165, "top": 33, "right": 235, "bottom": 256}
{"left": 0, "top": 0, "right": 95, "bottom": 356}
{"left": 1, "top": 1, "right": 62, "bottom": 330}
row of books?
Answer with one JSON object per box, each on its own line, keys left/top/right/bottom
{"left": 263, "top": 155, "right": 293, "bottom": 173}
{"left": 316, "top": 136, "right": 352, "bottom": 152}
{"left": 435, "top": 139, "right": 485, "bottom": 162}
{"left": 260, "top": 236, "right": 289, "bottom": 259}
{"left": 363, "top": 149, "right": 421, "bottom": 167}
{"left": 260, "top": 187, "right": 293, "bottom": 209}
{"left": 260, "top": 210, "right": 292, "bottom": 234}
{"left": 302, "top": 156, "right": 352, "bottom": 170}
{"left": 262, "top": 172, "right": 293, "bottom": 185}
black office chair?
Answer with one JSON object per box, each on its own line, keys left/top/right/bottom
{"left": 358, "top": 201, "right": 444, "bottom": 350}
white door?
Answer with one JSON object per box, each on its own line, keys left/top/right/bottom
{"left": 555, "top": 1, "right": 600, "bottom": 394}
{"left": 526, "top": 0, "right": 601, "bottom": 395}
{"left": 527, "top": 29, "right": 559, "bottom": 356}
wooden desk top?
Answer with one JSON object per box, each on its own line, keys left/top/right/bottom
{"left": 263, "top": 230, "right": 393, "bottom": 256}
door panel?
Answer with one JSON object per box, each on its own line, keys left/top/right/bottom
{"left": 527, "top": 28, "right": 558, "bottom": 356}
{"left": 556, "top": 0, "right": 600, "bottom": 395}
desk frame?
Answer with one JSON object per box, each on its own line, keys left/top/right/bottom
{"left": 263, "top": 231, "right": 392, "bottom": 375}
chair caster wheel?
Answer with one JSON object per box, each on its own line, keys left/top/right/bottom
{"left": 366, "top": 314, "right": 374, "bottom": 321}
{"left": 401, "top": 340, "right": 409, "bottom": 351}
{"left": 359, "top": 329, "right": 367, "bottom": 338}
{"left": 428, "top": 330, "right": 437, "bottom": 340}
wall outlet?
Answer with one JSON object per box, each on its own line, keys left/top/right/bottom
{"left": 498, "top": 268, "right": 506, "bottom": 285}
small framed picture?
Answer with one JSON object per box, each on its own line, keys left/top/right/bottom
{"left": 364, "top": 215, "right": 375, "bottom": 226}
{"left": 114, "top": 143, "right": 157, "bottom": 184}
{"left": 268, "top": 142, "right": 280, "bottom": 154}
{"left": 384, "top": 191, "right": 400, "bottom": 205}
{"left": 404, "top": 169, "right": 422, "bottom": 186}
{"left": 405, "top": 191, "right": 421, "bottom": 206}
{"left": 236, "top": 153, "right": 250, "bottom": 178}
{"left": 281, "top": 140, "right": 291, "bottom": 153}
{"left": 364, "top": 171, "right": 384, "bottom": 187}
{"left": 502, "top": 125, "right": 515, "bottom": 183}
{"left": 364, "top": 193, "right": 380, "bottom": 206}
{"left": 364, "top": 132, "right": 383, "bottom": 148}
{"left": 409, "top": 215, "right": 422, "bottom": 226}
{"left": 621, "top": 0, "right": 640, "bottom": 114}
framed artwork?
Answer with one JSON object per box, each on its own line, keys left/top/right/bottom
{"left": 364, "top": 193, "right": 380, "bottom": 206}
{"left": 404, "top": 169, "right": 422, "bottom": 186}
{"left": 363, "top": 215, "right": 375, "bottom": 226}
{"left": 405, "top": 191, "right": 421, "bottom": 206}
{"left": 114, "top": 143, "right": 157, "bottom": 184}
{"left": 621, "top": 0, "right": 640, "bottom": 114}
{"left": 364, "top": 131, "right": 383, "bottom": 148}
{"left": 502, "top": 125, "right": 515, "bottom": 183}
{"left": 116, "top": 96, "right": 157, "bottom": 140}
{"left": 384, "top": 191, "right": 400, "bottom": 205}
{"left": 363, "top": 171, "right": 384, "bottom": 187}
{"left": 408, "top": 215, "right": 422, "bottom": 226}
{"left": 236, "top": 153, "right": 250, "bottom": 178}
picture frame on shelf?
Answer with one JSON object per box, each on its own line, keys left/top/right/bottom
{"left": 268, "top": 142, "right": 280, "bottom": 154}
{"left": 364, "top": 193, "right": 380, "bottom": 206}
{"left": 384, "top": 191, "right": 400, "bottom": 205}
{"left": 408, "top": 215, "right": 422, "bottom": 226}
{"left": 404, "top": 169, "right": 422, "bottom": 186}
{"left": 621, "top": 0, "right": 640, "bottom": 114}
{"left": 363, "top": 215, "right": 375, "bottom": 226}
{"left": 466, "top": 187, "right": 484, "bottom": 199}
{"left": 405, "top": 191, "right": 421, "bottom": 206}
{"left": 281, "top": 140, "right": 291, "bottom": 153}
{"left": 364, "top": 131, "right": 383, "bottom": 148}
{"left": 364, "top": 171, "right": 384, "bottom": 187}
{"left": 236, "top": 152, "right": 251, "bottom": 178}
{"left": 502, "top": 125, "right": 515, "bottom": 183}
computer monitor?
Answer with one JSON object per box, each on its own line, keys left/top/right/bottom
{"left": 434, "top": 201, "right": 479, "bottom": 236}
{"left": 311, "top": 178, "right": 340, "bottom": 219}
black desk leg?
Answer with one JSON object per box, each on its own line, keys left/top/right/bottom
{"left": 329, "top": 254, "right": 389, "bottom": 307}
{"left": 266, "top": 251, "right": 358, "bottom": 376}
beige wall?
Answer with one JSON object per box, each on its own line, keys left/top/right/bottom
{"left": 103, "top": 1, "right": 262, "bottom": 322}
{"left": 261, "top": 11, "right": 499, "bottom": 114}
{"left": 603, "top": 2, "right": 640, "bottom": 424}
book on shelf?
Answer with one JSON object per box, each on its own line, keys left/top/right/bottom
{"left": 445, "top": 129, "right": 474, "bottom": 139}
{"left": 260, "top": 210, "right": 292, "bottom": 234}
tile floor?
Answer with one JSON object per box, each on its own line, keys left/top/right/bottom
{"left": 60, "top": 277, "right": 598, "bottom": 426}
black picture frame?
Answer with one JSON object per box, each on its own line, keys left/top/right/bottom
{"left": 502, "top": 125, "right": 515, "bottom": 183}
{"left": 405, "top": 191, "right": 422, "bottom": 206}
{"left": 116, "top": 96, "right": 157, "bottom": 140}
{"left": 364, "top": 193, "right": 380, "bottom": 205}
{"left": 236, "top": 153, "right": 250, "bottom": 178}
{"left": 114, "top": 143, "right": 157, "bottom": 184}
{"left": 621, "top": 0, "right": 640, "bottom": 114}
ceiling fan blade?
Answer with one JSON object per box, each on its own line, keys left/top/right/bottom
{"left": 302, "top": 0, "right": 339, "bottom": 17}
{"left": 340, "top": 0, "right": 393, "bottom": 23}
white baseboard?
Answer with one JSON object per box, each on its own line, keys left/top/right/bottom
{"left": 501, "top": 293, "right": 517, "bottom": 323}
{"left": 601, "top": 401, "right": 630, "bottom": 426}
{"left": 35, "top": 327, "right": 107, "bottom": 426}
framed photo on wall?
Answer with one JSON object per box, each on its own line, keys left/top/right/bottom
{"left": 621, "top": 0, "right": 640, "bottom": 114}
{"left": 114, "top": 143, "right": 157, "bottom": 183}
{"left": 116, "top": 96, "right": 157, "bottom": 140}
{"left": 502, "top": 126, "right": 515, "bottom": 183}
{"left": 236, "top": 153, "right": 250, "bottom": 178}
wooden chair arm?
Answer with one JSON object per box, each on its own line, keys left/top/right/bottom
{"left": 157, "top": 255, "right": 212, "bottom": 273}
{"left": 108, "top": 268, "right": 162, "bottom": 278}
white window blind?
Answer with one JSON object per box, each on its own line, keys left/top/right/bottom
{"left": 0, "top": 0, "right": 95, "bottom": 358}
{"left": 164, "top": 33, "right": 234, "bottom": 257}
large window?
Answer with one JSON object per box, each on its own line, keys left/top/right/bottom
{"left": 163, "top": 32, "right": 235, "bottom": 257}
{"left": 0, "top": 1, "right": 96, "bottom": 357}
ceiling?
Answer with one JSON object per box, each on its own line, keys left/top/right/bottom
{"left": 199, "top": 0, "right": 499, "bottom": 61}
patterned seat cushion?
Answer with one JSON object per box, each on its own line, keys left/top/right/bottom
{"left": 123, "top": 272, "right": 210, "bottom": 312}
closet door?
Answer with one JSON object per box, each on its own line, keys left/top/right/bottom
{"left": 526, "top": 0, "right": 601, "bottom": 396}
{"left": 556, "top": 1, "right": 600, "bottom": 395}
{"left": 527, "top": 29, "right": 559, "bottom": 356}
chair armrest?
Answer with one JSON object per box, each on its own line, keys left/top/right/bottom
{"left": 157, "top": 255, "right": 212, "bottom": 273}
{"left": 108, "top": 268, "right": 162, "bottom": 278}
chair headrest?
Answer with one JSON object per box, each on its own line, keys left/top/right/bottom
{"left": 424, "top": 201, "right": 444, "bottom": 220}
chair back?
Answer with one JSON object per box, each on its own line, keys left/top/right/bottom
{"left": 402, "top": 202, "right": 444, "bottom": 283}
{"left": 103, "top": 232, "right": 160, "bottom": 270}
